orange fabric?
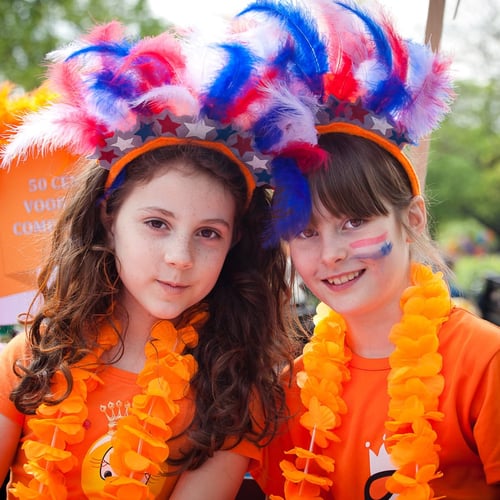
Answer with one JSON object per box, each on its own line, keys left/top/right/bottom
{"left": 0, "top": 333, "right": 260, "bottom": 499}
{"left": 104, "top": 136, "right": 256, "bottom": 205}
{"left": 254, "top": 308, "right": 500, "bottom": 499}
{"left": 0, "top": 150, "right": 76, "bottom": 297}
{"left": 316, "top": 122, "right": 421, "bottom": 196}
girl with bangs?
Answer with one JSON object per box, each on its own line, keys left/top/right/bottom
{"left": 248, "top": 1, "right": 500, "bottom": 498}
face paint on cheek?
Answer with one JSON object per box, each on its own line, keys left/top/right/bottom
{"left": 351, "top": 241, "right": 393, "bottom": 260}
{"left": 349, "top": 232, "right": 388, "bottom": 249}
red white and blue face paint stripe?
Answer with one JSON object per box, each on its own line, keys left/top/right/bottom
{"left": 349, "top": 232, "right": 393, "bottom": 260}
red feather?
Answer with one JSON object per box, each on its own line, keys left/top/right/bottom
{"left": 324, "top": 54, "right": 359, "bottom": 101}
{"left": 382, "top": 17, "right": 409, "bottom": 83}
{"left": 278, "top": 142, "right": 328, "bottom": 174}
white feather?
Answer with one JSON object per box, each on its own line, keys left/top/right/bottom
{"left": 261, "top": 84, "right": 318, "bottom": 151}
{"left": 1, "top": 104, "right": 92, "bottom": 168}
{"left": 133, "top": 86, "right": 200, "bottom": 117}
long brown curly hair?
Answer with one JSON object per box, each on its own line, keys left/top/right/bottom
{"left": 11, "top": 143, "right": 301, "bottom": 471}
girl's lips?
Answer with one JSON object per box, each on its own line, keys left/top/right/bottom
{"left": 158, "top": 280, "right": 188, "bottom": 291}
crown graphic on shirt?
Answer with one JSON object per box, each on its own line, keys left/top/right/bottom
{"left": 366, "top": 438, "right": 397, "bottom": 499}
{"left": 366, "top": 437, "right": 394, "bottom": 473}
{"left": 99, "top": 400, "right": 131, "bottom": 431}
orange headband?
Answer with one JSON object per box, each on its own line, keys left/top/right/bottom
{"left": 316, "top": 122, "right": 421, "bottom": 196}
{"left": 103, "top": 136, "right": 257, "bottom": 205}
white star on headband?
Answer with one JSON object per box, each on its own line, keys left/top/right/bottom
{"left": 184, "top": 121, "right": 215, "bottom": 139}
{"left": 111, "top": 134, "right": 137, "bottom": 152}
{"left": 370, "top": 116, "right": 393, "bottom": 136}
{"left": 247, "top": 154, "right": 270, "bottom": 173}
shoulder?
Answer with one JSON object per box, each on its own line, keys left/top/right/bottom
{"left": 0, "top": 331, "right": 30, "bottom": 365}
{"left": 443, "top": 307, "right": 500, "bottom": 339}
{"left": 440, "top": 307, "right": 500, "bottom": 363}
{"left": 0, "top": 333, "right": 29, "bottom": 424}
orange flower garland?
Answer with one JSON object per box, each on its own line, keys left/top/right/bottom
{"left": 272, "top": 302, "right": 352, "bottom": 500}
{"left": 385, "top": 263, "right": 451, "bottom": 499}
{"left": 10, "top": 316, "right": 203, "bottom": 500}
{"left": 272, "top": 263, "right": 451, "bottom": 500}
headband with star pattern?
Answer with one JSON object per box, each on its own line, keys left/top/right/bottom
{"left": 0, "top": 22, "right": 279, "bottom": 207}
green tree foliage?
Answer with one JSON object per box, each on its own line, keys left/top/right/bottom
{"left": 0, "top": 0, "right": 167, "bottom": 90}
{"left": 427, "top": 78, "right": 500, "bottom": 245}
{"left": 425, "top": 0, "right": 500, "bottom": 247}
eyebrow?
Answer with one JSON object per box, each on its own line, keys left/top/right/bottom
{"left": 142, "top": 207, "right": 233, "bottom": 229}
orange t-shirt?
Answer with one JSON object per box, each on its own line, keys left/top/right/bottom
{"left": 254, "top": 308, "right": 500, "bottom": 499}
{"left": 0, "top": 332, "right": 260, "bottom": 499}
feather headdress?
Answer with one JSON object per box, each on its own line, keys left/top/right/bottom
{"left": 0, "top": 21, "right": 275, "bottom": 202}
{"left": 202, "top": 0, "right": 330, "bottom": 242}
{"left": 223, "top": 0, "right": 454, "bottom": 205}
{"left": 312, "top": 0, "right": 455, "bottom": 195}
{"left": 0, "top": 7, "right": 334, "bottom": 243}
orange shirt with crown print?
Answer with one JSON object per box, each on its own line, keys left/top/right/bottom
{"left": 0, "top": 332, "right": 260, "bottom": 499}
{"left": 254, "top": 307, "right": 500, "bottom": 499}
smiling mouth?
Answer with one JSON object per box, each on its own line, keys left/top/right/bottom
{"left": 325, "top": 270, "right": 362, "bottom": 285}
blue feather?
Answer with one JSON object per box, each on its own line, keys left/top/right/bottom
{"left": 336, "top": 1, "right": 407, "bottom": 114}
{"left": 202, "top": 43, "right": 256, "bottom": 122}
{"left": 66, "top": 41, "right": 133, "bottom": 61}
{"left": 252, "top": 105, "right": 287, "bottom": 153}
{"left": 238, "top": 0, "right": 328, "bottom": 95}
{"left": 66, "top": 41, "right": 138, "bottom": 124}
{"left": 336, "top": 2, "right": 391, "bottom": 69}
{"left": 91, "top": 69, "right": 136, "bottom": 121}
{"left": 93, "top": 69, "right": 135, "bottom": 100}
{"left": 267, "top": 156, "right": 311, "bottom": 245}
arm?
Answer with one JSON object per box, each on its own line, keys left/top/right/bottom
{"left": 0, "top": 414, "right": 22, "bottom": 484}
{"left": 169, "top": 450, "right": 249, "bottom": 500}
{"left": 0, "top": 335, "right": 26, "bottom": 484}
{"left": 474, "top": 346, "right": 500, "bottom": 485}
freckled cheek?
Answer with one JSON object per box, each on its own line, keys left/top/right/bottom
{"left": 115, "top": 242, "right": 158, "bottom": 276}
{"left": 194, "top": 245, "right": 230, "bottom": 269}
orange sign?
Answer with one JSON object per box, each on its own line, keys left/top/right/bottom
{"left": 0, "top": 150, "right": 77, "bottom": 323}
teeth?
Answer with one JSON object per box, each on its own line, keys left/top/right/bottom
{"left": 327, "top": 271, "right": 360, "bottom": 285}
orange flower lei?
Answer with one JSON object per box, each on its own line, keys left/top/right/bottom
{"left": 10, "top": 315, "right": 203, "bottom": 500}
{"left": 272, "top": 263, "right": 451, "bottom": 500}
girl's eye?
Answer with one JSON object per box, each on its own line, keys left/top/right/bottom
{"left": 146, "top": 219, "right": 167, "bottom": 230}
{"left": 198, "top": 228, "right": 221, "bottom": 239}
{"left": 296, "top": 227, "right": 317, "bottom": 239}
{"left": 344, "top": 218, "right": 364, "bottom": 229}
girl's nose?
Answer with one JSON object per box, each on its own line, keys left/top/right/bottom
{"left": 165, "top": 235, "right": 193, "bottom": 270}
{"left": 320, "top": 234, "right": 348, "bottom": 265}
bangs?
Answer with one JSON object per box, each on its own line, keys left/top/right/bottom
{"left": 312, "top": 133, "right": 412, "bottom": 218}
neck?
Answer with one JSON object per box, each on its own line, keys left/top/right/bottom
{"left": 344, "top": 306, "right": 403, "bottom": 359}
{"left": 107, "top": 338, "right": 147, "bottom": 374}
{"left": 105, "top": 314, "right": 173, "bottom": 374}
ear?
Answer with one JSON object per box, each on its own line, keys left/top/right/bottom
{"left": 407, "top": 195, "right": 427, "bottom": 235}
